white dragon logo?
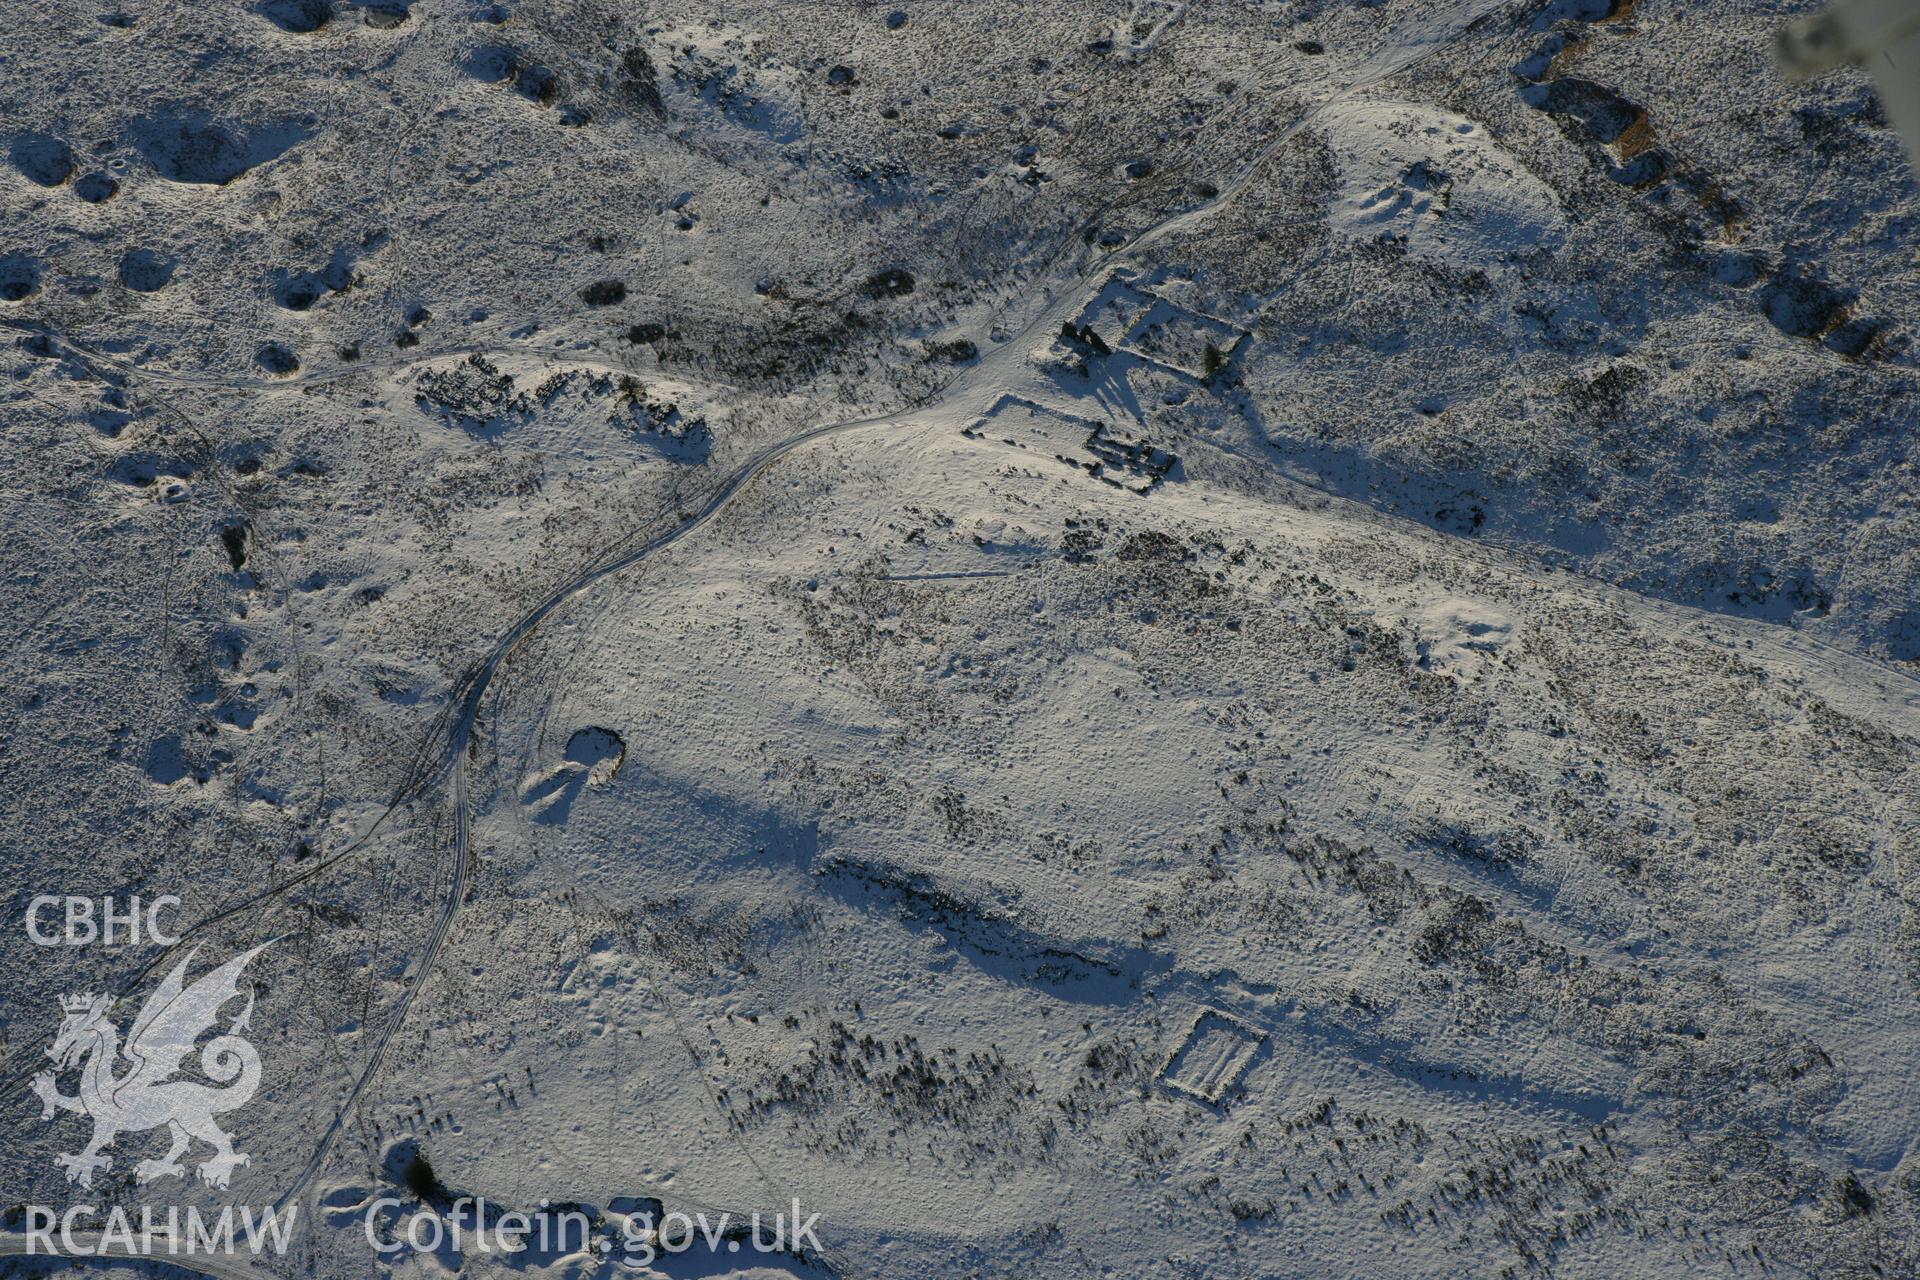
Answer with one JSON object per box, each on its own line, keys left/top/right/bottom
{"left": 30, "top": 942, "right": 270, "bottom": 1190}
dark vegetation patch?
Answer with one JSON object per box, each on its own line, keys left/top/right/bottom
{"left": 580, "top": 278, "right": 626, "bottom": 305}
{"left": 1431, "top": 498, "right": 1486, "bottom": 535}
{"left": 1795, "top": 92, "right": 1884, "bottom": 158}
{"left": 1116, "top": 530, "right": 1192, "bottom": 564}
{"left": 1061, "top": 517, "right": 1106, "bottom": 564}
{"left": 273, "top": 271, "right": 323, "bottom": 311}
{"left": 927, "top": 338, "right": 977, "bottom": 363}
{"left": 611, "top": 376, "right": 710, "bottom": 455}
{"left": 1519, "top": 77, "right": 1642, "bottom": 145}
{"left": 1835, "top": 1173, "right": 1875, "bottom": 1219}
{"left": 862, "top": 268, "right": 915, "bottom": 299}
{"left": 403, "top": 1151, "right": 443, "bottom": 1201}
{"left": 619, "top": 48, "right": 665, "bottom": 116}
{"left": 822, "top": 856, "right": 1138, "bottom": 992}
{"left": 379, "top": 1138, "right": 451, "bottom": 1206}
{"left": 415, "top": 353, "right": 527, "bottom": 427}
{"left": 1568, "top": 363, "right": 1648, "bottom": 421}
{"left": 1417, "top": 818, "right": 1537, "bottom": 871}
{"left": 219, "top": 522, "right": 252, "bottom": 571}
{"left": 514, "top": 63, "right": 559, "bottom": 106}
{"left": 255, "top": 342, "right": 299, "bottom": 376}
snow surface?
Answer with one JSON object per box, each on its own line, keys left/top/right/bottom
{"left": 2, "top": 0, "right": 1918, "bottom": 1277}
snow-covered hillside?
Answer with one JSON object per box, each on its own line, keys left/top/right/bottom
{"left": 2, "top": 1, "right": 1916, "bottom": 1277}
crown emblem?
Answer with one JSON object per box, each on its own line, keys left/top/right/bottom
{"left": 60, "top": 992, "right": 99, "bottom": 1013}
